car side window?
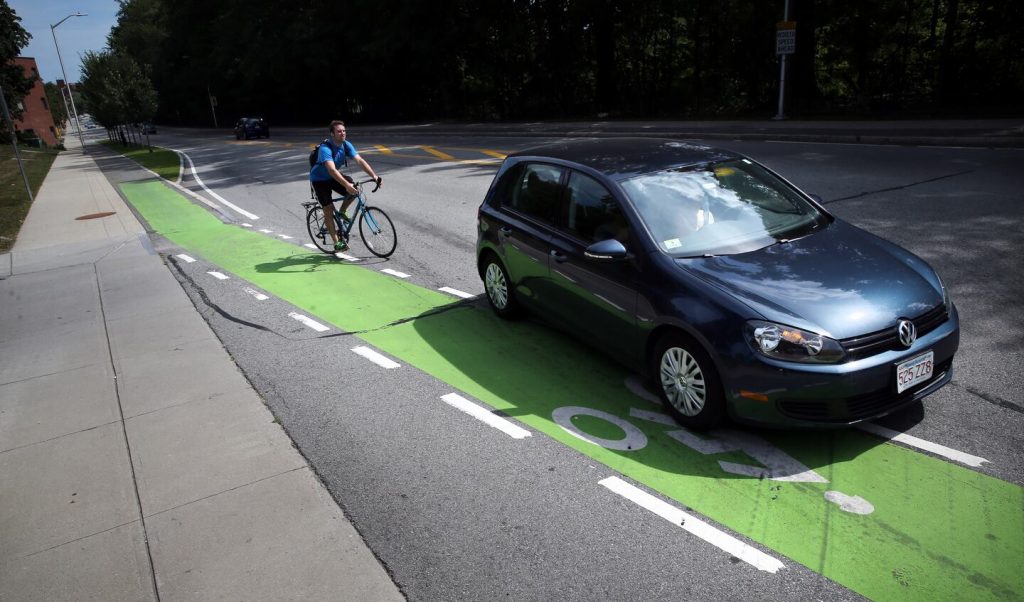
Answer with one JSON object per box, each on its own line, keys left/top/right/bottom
{"left": 563, "top": 171, "right": 628, "bottom": 244}
{"left": 508, "top": 163, "right": 564, "bottom": 223}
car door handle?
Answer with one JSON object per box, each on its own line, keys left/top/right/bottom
{"left": 499, "top": 227, "right": 512, "bottom": 237}
{"left": 550, "top": 250, "right": 568, "bottom": 263}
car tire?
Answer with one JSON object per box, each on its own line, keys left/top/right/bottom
{"left": 481, "top": 253, "right": 521, "bottom": 320}
{"left": 652, "top": 332, "right": 725, "bottom": 429}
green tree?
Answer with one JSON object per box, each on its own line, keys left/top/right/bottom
{"left": 43, "top": 82, "right": 68, "bottom": 127}
{"left": 0, "top": 0, "right": 34, "bottom": 124}
{"left": 80, "top": 50, "right": 158, "bottom": 136}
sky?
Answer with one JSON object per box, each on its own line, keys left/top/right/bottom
{"left": 10, "top": 0, "right": 120, "bottom": 84}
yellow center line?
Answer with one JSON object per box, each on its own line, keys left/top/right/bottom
{"left": 480, "top": 150, "right": 507, "bottom": 159}
{"left": 374, "top": 144, "right": 394, "bottom": 155}
{"left": 418, "top": 145, "right": 456, "bottom": 161}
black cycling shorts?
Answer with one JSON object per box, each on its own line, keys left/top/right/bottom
{"left": 311, "top": 174, "right": 354, "bottom": 207}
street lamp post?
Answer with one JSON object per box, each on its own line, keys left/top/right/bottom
{"left": 51, "top": 12, "right": 87, "bottom": 153}
{"left": 57, "top": 82, "right": 72, "bottom": 135}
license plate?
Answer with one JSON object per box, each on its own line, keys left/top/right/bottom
{"left": 896, "top": 351, "right": 934, "bottom": 394}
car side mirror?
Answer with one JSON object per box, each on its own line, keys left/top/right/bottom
{"left": 584, "top": 238, "right": 629, "bottom": 261}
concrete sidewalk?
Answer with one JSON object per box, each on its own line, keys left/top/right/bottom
{"left": 0, "top": 137, "right": 403, "bottom": 600}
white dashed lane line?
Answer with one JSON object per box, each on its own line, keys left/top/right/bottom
{"left": 288, "top": 312, "right": 330, "bottom": 332}
{"left": 599, "top": 476, "right": 785, "bottom": 574}
{"left": 207, "top": 271, "right": 229, "bottom": 280}
{"left": 278, "top": 234, "right": 293, "bottom": 240}
{"left": 335, "top": 252, "right": 360, "bottom": 262}
{"left": 438, "top": 287, "right": 475, "bottom": 299}
{"left": 440, "top": 393, "right": 533, "bottom": 439}
{"left": 259, "top": 229, "right": 273, "bottom": 234}
{"left": 176, "top": 254, "right": 196, "bottom": 263}
{"left": 856, "top": 422, "right": 990, "bottom": 467}
{"left": 381, "top": 268, "right": 410, "bottom": 279}
{"left": 244, "top": 288, "right": 269, "bottom": 301}
{"left": 351, "top": 346, "right": 402, "bottom": 369}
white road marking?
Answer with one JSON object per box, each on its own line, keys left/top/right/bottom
{"left": 175, "top": 152, "right": 184, "bottom": 185}
{"left": 288, "top": 312, "right": 329, "bottom": 332}
{"left": 438, "top": 287, "right": 474, "bottom": 299}
{"left": 174, "top": 149, "right": 260, "bottom": 220}
{"left": 243, "top": 288, "right": 269, "bottom": 301}
{"left": 242, "top": 223, "right": 254, "bottom": 228}
{"left": 440, "top": 393, "right": 532, "bottom": 439}
{"left": 625, "top": 376, "right": 662, "bottom": 405}
{"left": 336, "top": 252, "right": 361, "bottom": 261}
{"left": 857, "top": 423, "right": 990, "bottom": 467}
{"left": 824, "top": 491, "right": 875, "bottom": 515}
{"left": 207, "top": 271, "right": 229, "bottom": 280}
{"left": 303, "top": 243, "right": 318, "bottom": 249}
{"left": 176, "top": 254, "right": 196, "bottom": 263}
{"left": 351, "top": 346, "right": 401, "bottom": 369}
{"left": 278, "top": 234, "right": 293, "bottom": 240}
{"left": 259, "top": 229, "right": 273, "bottom": 234}
{"left": 381, "top": 268, "right": 410, "bottom": 279}
{"left": 599, "top": 476, "right": 785, "bottom": 573}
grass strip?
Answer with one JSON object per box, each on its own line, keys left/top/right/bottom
{"left": 98, "top": 139, "right": 180, "bottom": 181}
{"left": 0, "top": 145, "right": 59, "bottom": 253}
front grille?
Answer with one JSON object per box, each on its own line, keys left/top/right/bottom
{"left": 776, "top": 357, "right": 953, "bottom": 422}
{"left": 840, "top": 304, "right": 948, "bottom": 361}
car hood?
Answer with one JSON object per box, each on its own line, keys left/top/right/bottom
{"left": 676, "top": 221, "right": 943, "bottom": 339}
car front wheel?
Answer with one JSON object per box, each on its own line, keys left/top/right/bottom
{"left": 482, "top": 254, "right": 520, "bottom": 319}
{"left": 653, "top": 333, "right": 724, "bottom": 429}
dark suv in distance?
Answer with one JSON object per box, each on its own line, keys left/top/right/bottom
{"left": 475, "top": 138, "right": 959, "bottom": 430}
{"left": 234, "top": 117, "right": 269, "bottom": 140}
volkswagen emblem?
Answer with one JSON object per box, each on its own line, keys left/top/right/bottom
{"left": 897, "top": 319, "right": 917, "bottom": 348}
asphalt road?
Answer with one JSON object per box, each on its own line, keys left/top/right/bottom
{"left": 93, "top": 126, "right": 1024, "bottom": 601}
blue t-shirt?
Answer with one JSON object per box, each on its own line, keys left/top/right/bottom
{"left": 309, "top": 140, "right": 358, "bottom": 181}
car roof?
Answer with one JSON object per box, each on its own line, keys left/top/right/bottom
{"left": 507, "top": 137, "right": 743, "bottom": 181}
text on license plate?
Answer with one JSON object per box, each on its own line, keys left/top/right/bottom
{"left": 896, "top": 351, "right": 934, "bottom": 394}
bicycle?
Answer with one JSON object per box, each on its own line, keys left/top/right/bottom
{"left": 303, "top": 178, "right": 398, "bottom": 258}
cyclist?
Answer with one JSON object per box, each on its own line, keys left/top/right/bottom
{"left": 309, "top": 120, "right": 382, "bottom": 251}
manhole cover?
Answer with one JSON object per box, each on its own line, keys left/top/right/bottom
{"left": 75, "top": 212, "right": 116, "bottom": 220}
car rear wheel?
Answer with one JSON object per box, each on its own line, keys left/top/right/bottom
{"left": 482, "top": 254, "right": 520, "bottom": 319}
{"left": 652, "top": 333, "right": 724, "bottom": 429}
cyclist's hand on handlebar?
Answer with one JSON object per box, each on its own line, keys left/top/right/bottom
{"left": 372, "top": 176, "right": 382, "bottom": 193}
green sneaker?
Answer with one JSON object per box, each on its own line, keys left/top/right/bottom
{"left": 334, "top": 240, "right": 348, "bottom": 252}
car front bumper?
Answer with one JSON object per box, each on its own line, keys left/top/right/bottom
{"left": 724, "top": 304, "right": 961, "bottom": 429}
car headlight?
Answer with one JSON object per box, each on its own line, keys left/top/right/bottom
{"left": 745, "top": 320, "right": 845, "bottom": 364}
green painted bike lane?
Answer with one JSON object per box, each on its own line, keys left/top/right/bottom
{"left": 122, "top": 180, "right": 1024, "bottom": 601}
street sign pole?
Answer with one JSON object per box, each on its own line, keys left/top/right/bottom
{"left": 774, "top": 1, "right": 795, "bottom": 120}
{"left": 0, "top": 82, "right": 35, "bottom": 203}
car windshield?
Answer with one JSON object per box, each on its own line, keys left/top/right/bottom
{"left": 620, "top": 159, "right": 829, "bottom": 256}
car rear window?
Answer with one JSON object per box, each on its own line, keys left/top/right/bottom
{"left": 621, "top": 159, "right": 828, "bottom": 256}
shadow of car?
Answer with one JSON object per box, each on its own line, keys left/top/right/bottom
{"left": 476, "top": 138, "right": 959, "bottom": 430}
{"left": 234, "top": 117, "right": 269, "bottom": 140}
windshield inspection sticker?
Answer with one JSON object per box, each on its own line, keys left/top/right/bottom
{"left": 664, "top": 238, "right": 682, "bottom": 250}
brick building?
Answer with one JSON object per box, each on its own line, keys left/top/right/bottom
{"left": 9, "top": 57, "right": 59, "bottom": 147}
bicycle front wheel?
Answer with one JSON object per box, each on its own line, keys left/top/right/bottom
{"left": 359, "top": 207, "right": 397, "bottom": 258}
{"left": 305, "top": 205, "right": 334, "bottom": 254}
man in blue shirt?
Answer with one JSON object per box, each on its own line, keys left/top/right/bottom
{"left": 310, "top": 120, "right": 382, "bottom": 251}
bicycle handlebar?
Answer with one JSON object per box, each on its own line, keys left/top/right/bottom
{"left": 354, "top": 177, "right": 382, "bottom": 193}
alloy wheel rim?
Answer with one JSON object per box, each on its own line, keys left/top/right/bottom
{"left": 659, "top": 347, "right": 707, "bottom": 416}
{"left": 485, "top": 263, "right": 508, "bottom": 309}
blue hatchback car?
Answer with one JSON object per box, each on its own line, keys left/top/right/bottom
{"left": 476, "top": 138, "right": 959, "bottom": 429}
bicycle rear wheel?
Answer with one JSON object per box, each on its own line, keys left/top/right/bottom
{"left": 359, "top": 207, "right": 397, "bottom": 258}
{"left": 305, "top": 205, "right": 335, "bottom": 254}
